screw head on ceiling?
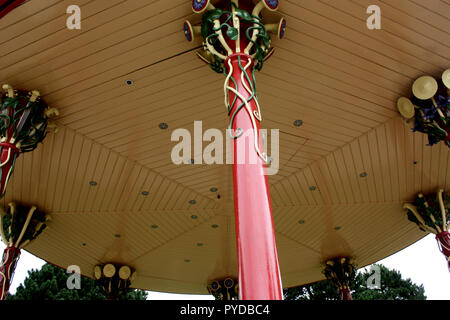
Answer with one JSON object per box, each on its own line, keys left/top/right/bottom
{"left": 159, "top": 123, "right": 168, "bottom": 130}
{"left": 89, "top": 181, "right": 97, "bottom": 186}
{"left": 189, "top": 200, "right": 197, "bottom": 205}
{"left": 210, "top": 187, "right": 218, "bottom": 192}
{"left": 298, "top": 220, "right": 305, "bottom": 224}
{"left": 191, "top": 215, "right": 198, "bottom": 220}
{"left": 125, "top": 79, "right": 134, "bottom": 85}
{"left": 360, "top": 172, "right": 368, "bottom": 178}
{"left": 294, "top": 120, "right": 303, "bottom": 127}
{"left": 211, "top": 224, "right": 219, "bottom": 229}
{"left": 141, "top": 191, "right": 149, "bottom": 196}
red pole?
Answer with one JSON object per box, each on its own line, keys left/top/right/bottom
{"left": 436, "top": 231, "right": 450, "bottom": 271}
{"left": 0, "top": 143, "right": 19, "bottom": 198}
{"left": 226, "top": 53, "right": 283, "bottom": 300}
{"left": 340, "top": 287, "right": 352, "bottom": 301}
{"left": 0, "top": 246, "right": 21, "bottom": 300}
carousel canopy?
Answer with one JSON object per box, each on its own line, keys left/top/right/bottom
{"left": 0, "top": 0, "right": 449, "bottom": 293}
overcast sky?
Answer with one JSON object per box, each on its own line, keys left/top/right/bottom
{"left": 2, "top": 233, "right": 449, "bottom": 300}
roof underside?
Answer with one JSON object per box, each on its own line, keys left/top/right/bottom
{"left": 0, "top": 0, "right": 449, "bottom": 293}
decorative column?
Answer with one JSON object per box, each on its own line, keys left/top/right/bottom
{"left": 0, "top": 203, "right": 50, "bottom": 300}
{"left": 207, "top": 278, "right": 239, "bottom": 300}
{"left": 184, "top": 0, "right": 286, "bottom": 300}
{"left": 404, "top": 189, "right": 450, "bottom": 271}
{"left": 93, "top": 263, "right": 136, "bottom": 300}
{"left": 323, "top": 257, "right": 356, "bottom": 301}
{"left": 397, "top": 69, "right": 450, "bottom": 147}
{"left": 0, "top": 84, "right": 58, "bottom": 198}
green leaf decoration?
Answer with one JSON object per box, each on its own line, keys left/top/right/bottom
{"left": 204, "top": 8, "right": 224, "bottom": 22}
{"left": 226, "top": 27, "right": 239, "bottom": 40}
{"left": 201, "top": 9, "right": 223, "bottom": 39}
{"left": 234, "top": 7, "right": 252, "bottom": 22}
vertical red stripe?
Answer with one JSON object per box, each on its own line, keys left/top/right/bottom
{"left": 227, "top": 53, "right": 283, "bottom": 300}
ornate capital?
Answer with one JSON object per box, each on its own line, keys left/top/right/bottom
{"left": 404, "top": 189, "right": 450, "bottom": 270}
{"left": 207, "top": 277, "right": 239, "bottom": 300}
{"left": 0, "top": 203, "right": 50, "bottom": 250}
{"left": 0, "top": 203, "right": 49, "bottom": 299}
{"left": 397, "top": 69, "right": 450, "bottom": 148}
{"left": 323, "top": 257, "right": 356, "bottom": 300}
{"left": 93, "top": 263, "right": 136, "bottom": 300}
{"left": 184, "top": 0, "right": 286, "bottom": 73}
{"left": 0, "top": 85, "right": 58, "bottom": 198}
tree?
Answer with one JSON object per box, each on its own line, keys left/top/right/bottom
{"left": 284, "top": 264, "right": 426, "bottom": 300}
{"left": 7, "top": 263, "right": 148, "bottom": 300}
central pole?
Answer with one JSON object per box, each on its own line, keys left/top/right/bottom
{"left": 226, "top": 53, "right": 283, "bottom": 300}
{"left": 184, "top": 0, "right": 287, "bottom": 299}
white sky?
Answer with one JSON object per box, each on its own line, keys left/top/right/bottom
{"left": 2, "top": 233, "right": 449, "bottom": 300}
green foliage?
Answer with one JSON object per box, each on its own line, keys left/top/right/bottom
{"left": 284, "top": 278, "right": 341, "bottom": 301}
{"left": 7, "top": 263, "right": 147, "bottom": 301}
{"left": 284, "top": 264, "right": 426, "bottom": 301}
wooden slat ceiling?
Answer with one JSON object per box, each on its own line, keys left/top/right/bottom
{"left": 0, "top": 0, "right": 449, "bottom": 293}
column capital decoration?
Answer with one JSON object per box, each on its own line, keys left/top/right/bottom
{"left": 323, "top": 256, "right": 356, "bottom": 300}
{"left": 207, "top": 277, "right": 239, "bottom": 300}
{"left": 0, "top": 203, "right": 50, "bottom": 299}
{"left": 397, "top": 69, "right": 450, "bottom": 148}
{"left": 403, "top": 189, "right": 450, "bottom": 271}
{"left": 93, "top": 263, "right": 136, "bottom": 300}
{"left": 184, "top": 0, "right": 286, "bottom": 74}
{"left": 0, "top": 85, "right": 59, "bottom": 198}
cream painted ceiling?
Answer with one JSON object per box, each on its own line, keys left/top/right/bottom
{"left": 0, "top": 0, "right": 449, "bottom": 293}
